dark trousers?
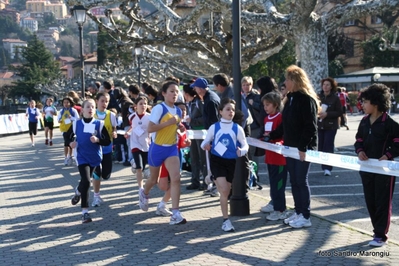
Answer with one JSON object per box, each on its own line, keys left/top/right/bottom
{"left": 360, "top": 171, "right": 396, "bottom": 241}
{"left": 189, "top": 139, "right": 207, "bottom": 187}
{"left": 267, "top": 164, "right": 287, "bottom": 212}
{"left": 94, "top": 152, "right": 113, "bottom": 180}
{"left": 318, "top": 129, "right": 337, "bottom": 171}
{"left": 77, "top": 164, "right": 94, "bottom": 208}
{"left": 286, "top": 157, "right": 311, "bottom": 219}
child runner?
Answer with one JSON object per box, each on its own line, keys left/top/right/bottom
{"left": 201, "top": 98, "right": 249, "bottom": 232}
{"left": 58, "top": 96, "right": 79, "bottom": 165}
{"left": 126, "top": 96, "right": 151, "bottom": 189}
{"left": 92, "top": 92, "right": 117, "bottom": 207}
{"left": 42, "top": 97, "right": 57, "bottom": 146}
{"left": 69, "top": 98, "right": 111, "bottom": 223}
{"left": 354, "top": 83, "right": 399, "bottom": 247}
{"left": 25, "top": 100, "right": 41, "bottom": 147}
{"left": 155, "top": 102, "right": 191, "bottom": 217}
{"left": 260, "top": 92, "right": 289, "bottom": 221}
{"left": 138, "top": 81, "right": 187, "bottom": 225}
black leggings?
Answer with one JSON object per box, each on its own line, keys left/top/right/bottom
{"left": 94, "top": 152, "right": 113, "bottom": 180}
{"left": 77, "top": 164, "right": 94, "bottom": 208}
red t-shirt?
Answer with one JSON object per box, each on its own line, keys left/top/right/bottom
{"left": 263, "top": 112, "right": 286, "bottom": 166}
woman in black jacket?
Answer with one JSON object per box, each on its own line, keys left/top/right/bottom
{"left": 269, "top": 65, "right": 319, "bottom": 229}
{"left": 317, "top": 77, "right": 342, "bottom": 176}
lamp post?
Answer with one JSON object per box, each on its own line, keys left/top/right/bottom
{"left": 230, "top": 0, "right": 250, "bottom": 216}
{"left": 135, "top": 47, "right": 142, "bottom": 86}
{"left": 72, "top": 5, "right": 87, "bottom": 98}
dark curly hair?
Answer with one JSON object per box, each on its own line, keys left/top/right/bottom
{"left": 360, "top": 83, "right": 391, "bottom": 112}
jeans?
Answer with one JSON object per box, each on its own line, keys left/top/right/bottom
{"left": 318, "top": 129, "right": 337, "bottom": 171}
{"left": 286, "top": 157, "right": 311, "bottom": 219}
{"left": 189, "top": 139, "right": 206, "bottom": 187}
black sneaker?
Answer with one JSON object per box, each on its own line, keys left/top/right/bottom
{"left": 123, "top": 161, "right": 131, "bottom": 166}
{"left": 71, "top": 187, "right": 81, "bottom": 205}
{"left": 82, "top": 213, "right": 92, "bottom": 223}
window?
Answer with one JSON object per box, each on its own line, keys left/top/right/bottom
{"left": 371, "top": 16, "right": 382, "bottom": 24}
{"left": 344, "top": 20, "right": 356, "bottom": 26}
{"left": 344, "top": 39, "right": 354, "bottom": 58}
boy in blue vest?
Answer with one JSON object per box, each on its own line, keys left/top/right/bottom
{"left": 26, "top": 100, "right": 41, "bottom": 147}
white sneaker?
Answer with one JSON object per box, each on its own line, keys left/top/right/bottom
{"left": 266, "top": 210, "right": 290, "bottom": 221}
{"left": 324, "top": 169, "right": 331, "bottom": 176}
{"left": 260, "top": 203, "right": 274, "bottom": 213}
{"left": 143, "top": 168, "right": 150, "bottom": 179}
{"left": 91, "top": 196, "right": 103, "bottom": 207}
{"left": 67, "top": 157, "right": 73, "bottom": 166}
{"left": 210, "top": 186, "right": 220, "bottom": 197}
{"left": 156, "top": 204, "right": 172, "bottom": 217}
{"left": 31, "top": 143, "right": 35, "bottom": 147}
{"left": 64, "top": 158, "right": 69, "bottom": 166}
{"left": 169, "top": 211, "right": 187, "bottom": 225}
{"left": 284, "top": 212, "right": 299, "bottom": 225}
{"left": 222, "top": 219, "right": 235, "bottom": 232}
{"left": 289, "top": 214, "right": 312, "bottom": 228}
{"left": 368, "top": 238, "right": 387, "bottom": 247}
{"left": 138, "top": 188, "right": 149, "bottom": 211}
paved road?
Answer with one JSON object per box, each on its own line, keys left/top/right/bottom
{"left": 1, "top": 113, "right": 399, "bottom": 265}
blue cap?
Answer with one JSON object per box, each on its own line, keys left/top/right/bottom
{"left": 190, "top": 77, "right": 208, "bottom": 89}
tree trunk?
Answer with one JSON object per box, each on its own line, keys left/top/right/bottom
{"left": 295, "top": 23, "right": 328, "bottom": 92}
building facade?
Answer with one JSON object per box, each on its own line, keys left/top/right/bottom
{"left": 2, "top": 39, "right": 28, "bottom": 59}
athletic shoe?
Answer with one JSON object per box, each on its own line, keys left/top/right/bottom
{"left": 186, "top": 184, "right": 200, "bottom": 190}
{"left": 45, "top": 139, "right": 48, "bottom": 145}
{"left": 156, "top": 204, "right": 172, "bottom": 217}
{"left": 260, "top": 203, "right": 274, "bottom": 213}
{"left": 369, "top": 238, "right": 387, "bottom": 247}
{"left": 324, "top": 169, "right": 331, "bottom": 176}
{"left": 82, "top": 213, "right": 92, "bottom": 223}
{"left": 31, "top": 143, "right": 35, "bottom": 147}
{"left": 222, "top": 219, "right": 235, "bottom": 232}
{"left": 210, "top": 186, "right": 220, "bottom": 197}
{"left": 289, "top": 214, "right": 311, "bottom": 228}
{"left": 49, "top": 141, "right": 53, "bottom": 146}
{"left": 284, "top": 212, "right": 299, "bottom": 225}
{"left": 123, "top": 161, "right": 131, "bottom": 166}
{"left": 143, "top": 168, "right": 150, "bottom": 179}
{"left": 169, "top": 211, "right": 187, "bottom": 225}
{"left": 203, "top": 184, "right": 213, "bottom": 195}
{"left": 71, "top": 187, "right": 81, "bottom": 205}
{"left": 67, "top": 157, "right": 73, "bottom": 166}
{"left": 266, "top": 211, "right": 290, "bottom": 221}
{"left": 64, "top": 158, "right": 69, "bottom": 166}
{"left": 138, "top": 188, "right": 149, "bottom": 211}
{"left": 91, "top": 196, "right": 103, "bottom": 207}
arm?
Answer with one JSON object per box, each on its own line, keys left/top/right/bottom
{"left": 384, "top": 118, "right": 399, "bottom": 160}
{"left": 236, "top": 125, "right": 249, "bottom": 157}
{"left": 269, "top": 122, "right": 284, "bottom": 140}
{"left": 354, "top": 118, "right": 368, "bottom": 161}
{"left": 205, "top": 101, "right": 219, "bottom": 129}
{"left": 250, "top": 94, "right": 262, "bottom": 112}
{"left": 200, "top": 124, "right": 215, "bottom": 150}
{"left": 298, "top": 97, "right": 318, "bottom": 152}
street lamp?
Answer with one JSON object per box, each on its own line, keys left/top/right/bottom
{"left": 72, "top": 5, "right": 87, "bottom": 98}
{"left": 135, "top": 47, "right": 142, "bottom": 86}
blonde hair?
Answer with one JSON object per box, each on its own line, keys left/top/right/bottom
{"left": 241, "top": 76, "right": 253, "bottom": 85}
{"left": 285, "top": 65, "right": 320, "bottom": 111}
{"left": 82, "top": 98, "right": 95, "bottom": 108}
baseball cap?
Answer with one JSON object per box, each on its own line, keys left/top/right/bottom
{"left": 190, "top": 77, "right": 208, "bottom": 89}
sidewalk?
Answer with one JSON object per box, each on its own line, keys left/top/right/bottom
{"left": 1, "top": 131, "right": 399, "bottom": 265}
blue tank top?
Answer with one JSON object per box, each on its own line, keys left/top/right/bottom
{"left": 28, "top": 108, "right": 38, "bottom": 123}
{"left": 75, "top": 119, "right": 103, "bottom": 167}
{"left": 211, "top": 122, "right": 239, "bottom": 159}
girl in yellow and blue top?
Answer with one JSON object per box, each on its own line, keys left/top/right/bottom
{"left": 42, "top": 97, "right": 57, "bottom": 146}
{"left": 58, "top": 96, "right": 79, "bottom": 166}
{"left": 138, "top": 81, "right": 187, "bottom": 225}
{"left": 25, "top": 100, "right": 41, "bottom": 147}
{"left": 69, "top": 99, "right": 111, "bottom": 223}
{"left": 92, "top": 92, "right": 117, "bottom": 207}
{"left": 201, "top": 98, "right": 249, "bottom": 232}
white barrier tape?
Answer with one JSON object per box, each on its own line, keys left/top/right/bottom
{"left": 186, "top": 130, "right": 399, "bottom": 176}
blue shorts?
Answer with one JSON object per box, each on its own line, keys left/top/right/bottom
{"left": 148, "top": 143, "right": 178, "bottom": 167}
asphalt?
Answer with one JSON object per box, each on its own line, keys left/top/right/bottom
{"left": 1, "top": 113, "right": 399, "bottom": 265}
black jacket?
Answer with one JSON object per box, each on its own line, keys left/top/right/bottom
{"left": 244, "top": 91, "right": 262, "bottom": 130}
{"left": 203, "top": 90, "right": 220, "bottom": 130}
{"left": 354, "top": 113, "right": 399, "bottom": 160}
{"left": 270, "top": 91, "right": 318, "bottom": 152}
{"left": 317, "top": 92, "right": 342, "bottom": 130}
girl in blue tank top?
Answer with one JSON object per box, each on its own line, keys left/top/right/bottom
{"left": 201, "top": 98, "right": 249, "bottom": 232}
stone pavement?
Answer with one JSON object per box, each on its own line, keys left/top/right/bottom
{"left": 1, "top": 123, "right": 399, "bottom": 265}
